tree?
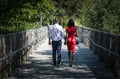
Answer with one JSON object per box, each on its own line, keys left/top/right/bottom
{"left": 0, "top": 0, "right": 56, "bottom": 34}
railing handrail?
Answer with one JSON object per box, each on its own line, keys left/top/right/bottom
{"left": 79, "top": 26, "right": 120, "bottom": 36}
{"left": 84, "top": 35, "right": 120, "bottom": 58}
{"left": 0, "top": 27, "right": 48, "bottom": 61}
{"left": 0, "top": 44, "right": 32, "bottom": 62}
{"left": 77, "top": 26, "right": 120, "bottom": 78}
{"left": 77, "top": 26, "right": 120, "bottom": 57}
{"left": 0, "top": 27, "right": 48, "bottom": 78}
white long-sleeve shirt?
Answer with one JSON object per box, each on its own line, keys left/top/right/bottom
{"left": 48, "top": 23, "right": 65, "bottom": 41}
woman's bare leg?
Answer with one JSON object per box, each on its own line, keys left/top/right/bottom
{"left": 68, "top": 51, "right": 71, "bottom": 64}
{"left": 69, "top": 52, "right": 75, "bottom": 67}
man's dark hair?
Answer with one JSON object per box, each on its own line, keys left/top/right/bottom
{"left": 54, "top": 18, "right": 59, "bottom": 23}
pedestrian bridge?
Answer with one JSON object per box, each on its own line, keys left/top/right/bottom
{"left": 0, "top": 26, "right": 120, "bottom": 79}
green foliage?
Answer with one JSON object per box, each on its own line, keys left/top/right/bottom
{"left": 0, "top": 0, "right": 120, "bottom": 34}
{"left": 0, "top": 0, "right": 56, "bottom": 35}
{"left": 80, "top": 0, "right": 120, "bottom": 34}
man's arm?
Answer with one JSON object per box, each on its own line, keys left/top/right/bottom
{"left": 48, "top": 27, "right": 52, "bottom": 45}
{"left": 64, "top": 31, "right": 67, "bottom": 45}
{"left": 48, "top": 38, "right": 51, "bottom": 45}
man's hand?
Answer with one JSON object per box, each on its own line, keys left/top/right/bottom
{"left": 48, "top": 38, "right": 52, "bottom": 45}
{"left": 49, "top": 41, "right": 51, "bottom": 45}
{"left": 64, "top": 36, "right": 67, "bottom": 45}
{"left": 64, "top": 41, "right": 67, "bottom": 45}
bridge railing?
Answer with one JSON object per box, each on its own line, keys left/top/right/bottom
{"left": 0, "top": 27, "right": 48, "bottom": 79}
{"left": 77, "top": 26, "right": 120, "bottom": 78}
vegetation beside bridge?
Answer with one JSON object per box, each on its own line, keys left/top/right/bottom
{"left": 0, "top": 0, "right": 120, "bottom": 35}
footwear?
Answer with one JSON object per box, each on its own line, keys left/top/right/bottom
{"left": 57, "top": 55, "right": 61, "bottom": 65}
{"left": 53, "top": 63, "right": 56, "bottom": 66}
{"left": 69, "top": 64, "right": 72, "bottom": 67}
{"left": 57, "top": 61, "right": 61, "bottom": 65}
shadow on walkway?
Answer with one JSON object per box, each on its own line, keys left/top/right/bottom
{"left": 4, "top": 39, "right": 118, "bottom": 79}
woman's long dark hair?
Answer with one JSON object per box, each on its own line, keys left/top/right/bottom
{"left": 67, "top": 19, "right": 75, "bottom": 27}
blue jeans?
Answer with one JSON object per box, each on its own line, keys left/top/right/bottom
{"left": 52, "top": 40, "right": 62, "bottom": 65}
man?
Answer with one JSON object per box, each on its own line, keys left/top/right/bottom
{"left": 48, "top": 18, "right": 66, "bottom": 66}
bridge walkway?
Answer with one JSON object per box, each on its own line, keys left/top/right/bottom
{"left": 5, "top": 39, "right": 117, "bottom": 79}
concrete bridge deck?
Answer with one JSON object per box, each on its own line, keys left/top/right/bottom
{"left": 4, "top": 39, "right": 117, "bottom": 79}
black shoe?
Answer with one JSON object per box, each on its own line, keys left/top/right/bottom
{"left": 53, "top": 63, "right": 56, "bottom": 66}
{"left": 69, "top": 64, "right": 72, "bottom": 67}
{"left": 57, "top": 61, "right": 61, "bottom": 65}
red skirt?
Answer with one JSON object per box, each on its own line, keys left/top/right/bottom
{"left": 67, "top": 37, "right": 76, "bottom": 53}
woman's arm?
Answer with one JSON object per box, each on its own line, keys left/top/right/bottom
{"left": 75, "top": 29, "right": 79, "bottom": 37}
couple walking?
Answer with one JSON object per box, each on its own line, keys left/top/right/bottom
{"left": 48, "top": 18, "right": 79, "bottom": 67}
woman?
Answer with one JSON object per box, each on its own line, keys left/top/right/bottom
{"left": 65, "top": 19, "right": 78, "bottom": 67}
